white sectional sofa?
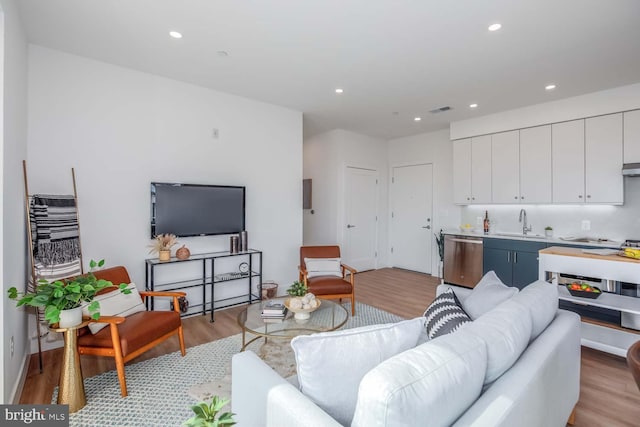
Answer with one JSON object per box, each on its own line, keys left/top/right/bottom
{"left": 232, "top": 279, "right": 581, "bottom": 427}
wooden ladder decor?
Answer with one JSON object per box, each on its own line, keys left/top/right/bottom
{"left": 22, "top": 160, "right": 85, "bottom": 373}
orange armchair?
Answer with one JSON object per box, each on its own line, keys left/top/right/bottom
{"left": 299, "top": 245, "right": 357, "bottom": 315}
{"left": 77, "top": 266, "right": 186, "bottom": 397}
{"left": 628, "top": 340, "right": 640, "bottom": 392}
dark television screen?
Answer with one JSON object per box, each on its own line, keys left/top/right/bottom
{"left": 151, "top": 183, "right": 245, "bottom": 237}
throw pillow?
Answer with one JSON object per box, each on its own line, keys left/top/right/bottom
{"left": 290, "top": 317, "right": 424, "bottom": 426}
{"left": 461, "top": 271, "right": 518, "bottom": 319}
{"left": 82, "top": 283, "right": 146, "bottom": 334}
{"left": 423, "top": 288, "right": 471, "bottom": 339}
{"left": 304, "top": 257, "right": 342, "bottom": 278}
{"left": 511, "top": 280, "right": 558, "bottom": 341}
{"left": 351, "top": 330, "right": 487, "bottom": 427}
{"left": 463, "top": 298, "right": 532, "bottom": 385}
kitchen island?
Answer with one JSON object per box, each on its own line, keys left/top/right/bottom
{"left": 539, "top": 246, "right": 640, "bottom": 356}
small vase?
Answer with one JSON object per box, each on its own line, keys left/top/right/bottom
{"left": 159, "top": 249, "right": 171, "bottom": 261}
{"left": 59, "top": 306, "right": 83, "bottom": 328}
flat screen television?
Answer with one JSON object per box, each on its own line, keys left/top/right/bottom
{"left": 151, "top": 182, "right": 245, "bottom": 237}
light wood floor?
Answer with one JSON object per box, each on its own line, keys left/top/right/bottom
{"left": 19, "top": 268, "right": 640, "bottom": 426}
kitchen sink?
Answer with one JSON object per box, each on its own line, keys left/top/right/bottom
{"left": 493, "top": 232, "right": 545, "bottom": 239}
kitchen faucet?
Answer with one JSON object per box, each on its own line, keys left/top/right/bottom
{"left": 519, "top": 209, "right": 533, "bottom": 235}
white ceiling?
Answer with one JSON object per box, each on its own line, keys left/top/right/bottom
{"left": 15, "top": 0, "right": 640, "bottom": 140}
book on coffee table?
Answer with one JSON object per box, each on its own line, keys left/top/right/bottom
{"left": 262, "top": 302, "right": 286, "bottom": 316}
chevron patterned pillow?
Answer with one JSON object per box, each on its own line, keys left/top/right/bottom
{"left": 423, "top": 288, "right": 471, "bottom": 339}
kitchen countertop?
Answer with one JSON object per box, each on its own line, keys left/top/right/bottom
{"left": 541, "top": 246, "right": 637, "bottom": 263}
{"left": 444, "top": 229, "right": 622, "bottom": 248}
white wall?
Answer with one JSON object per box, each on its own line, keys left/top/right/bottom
{"left": 303, "top": 129, "right": 388, "bottom": 267}
{"left": 27, "top": 46, "right": 303, "bottom": 351}
{"left": 1, "top": 0, "right": 29, "bottom": 403}
{"left": 451, "top": 83, "right": 640, "bottom": 139}
{"left": 388, "top": 129, "right": 461, "bottom": 273}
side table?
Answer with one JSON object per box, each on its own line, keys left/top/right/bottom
{"left": 51, "top": 320, "right": 91, "bottom": 413}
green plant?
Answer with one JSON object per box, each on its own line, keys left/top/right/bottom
{"left": 184, "top": 395, "right": 236, "bottom": 427}
{"left": 7, "top": 259, "right": 131, "bottom": 324}
{"left": 434, "top": 229, "right": 445, "bottom": 262}
{"left": 287, "top": 280, "right": 307, "bottom": 297}
{"left": 545, "top": 226, "right": 553, "bottom": 231}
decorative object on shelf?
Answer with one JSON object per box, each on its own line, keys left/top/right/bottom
{"left": 483, "top": 211, "right": 490, "bottom": 234}
{"left": 566, "top": 282, "right": 602, "bottom": 299}
{"left": 239, "top": 262, "right": 250, "bottom": 275}
{"left": 240, "top": 230, "right": 248, "bottom": 252}
{"left": 7, "top": 259, "right": 131, "bottom": 326}
{"left": 285, "top": 293, "right": 320, "bottom": 320}
{"left": 434, "top": 229, "right": 445, "bottom": 284}
{"left": 260, "top": 281, "right": 278, "bottom": 299}
{"left": 184, "top": 395, "right": 236, "bottom": 427}
{"left": 545, "top": 226, "right": 553, "bottom": 238}
{"left": 149, "top": 233, "right": 178, "bottom": 261}
{"left": 230, "top": 235, "right": 239, "bottom": 253}
{"left": 171, "top": 296, "right": 190, "bottom": 314}
{"left": 176, "top": 244, "right": 191, "bottom": 260}
{"left": 287, "top": 280, "right": 308, "bottom": 297}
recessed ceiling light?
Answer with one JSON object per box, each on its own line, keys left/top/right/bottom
{"left": 488, "top": 23, "right": 502, "bottom": 32}
{"left": 335, "top": 88, "right": 344, "bottom": 94}
{"left": 414, "top": 117, "right": 422, "bottom": 122}
{"left": 169, "top": 31, "right": 182, "bottom": 39}
{"left": 217, "top": 51, "right": 229, "bottom": 57}
{"left": 469, "top": 103, "right": 478, "bottom": 108}
{"left": 545, "top": 84, "right": 557, "bottom": 91}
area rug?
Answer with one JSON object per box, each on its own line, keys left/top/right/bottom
{"left": 54, "top": 302, "right": 404, "bottom": 427}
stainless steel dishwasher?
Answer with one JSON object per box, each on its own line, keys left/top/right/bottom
{"left": 444, "top": 235, "right": 483, "bottom": 288}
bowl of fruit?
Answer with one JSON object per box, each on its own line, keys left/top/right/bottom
{"left": 566, "top": 282, "right": 602, "bottom": 299}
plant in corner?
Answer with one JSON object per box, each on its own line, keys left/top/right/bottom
{"left": 184, "top": 395, "right": 236, "bottom": 427}
{"left": 287, "top": 280, "right": 308, "bottom": 297}
{"left": 7, "top": 259, "right": 131, "bottom": 326}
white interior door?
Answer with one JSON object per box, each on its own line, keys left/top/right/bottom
{"left": 390, "top": 164, "right": 433, "bottom": 273}
{"left": 344, "top": 167, "right": 378, "bottom": 271}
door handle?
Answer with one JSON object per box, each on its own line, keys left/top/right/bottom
{"left": 422, "top": 225, "right": 431, "bottom": 229}
{"left": 448, "top": 238, "right": 483, "bottom": 244}
{"left": 347, "top": 224, "right": 356, "bottom": 228}
{"left": 514, "top": 252, "right": 517, "bottom": 263}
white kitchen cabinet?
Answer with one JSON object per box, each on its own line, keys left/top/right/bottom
{"left": 624, "top": 109, "right": 640, "bottom": 164}
{"left": 585, "top": 113, "right": 623, "bottom": 204}
{"left": 520, "top": 125, "right": 552, "bottom": 203}
{"left": 552, "top": 119, "right": 585, "bottom": 203}
{"left": 452, "top": 139, "right": 471, "bottom": 204}
{"left": 491, "top": 131, "right": 520, "bottom": 203}
{"left": 470, "top": 135, "right": 492, "bottom": 203}
{"left": 452, "top": 136, "right": 492, "bottom": 204}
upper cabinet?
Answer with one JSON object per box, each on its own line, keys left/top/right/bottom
{"left": 624, "top": 110, "right": 640, "bottom": 164}
{"left": 453, "top": 136, "right": 491, "bottom": 204}
{"left": 453, "top": 112, "right": 626, "bottom": 205}
{"left": 552, "top": 120, "right": 585, "bottom": 203}
{"left": 585, "top": 114, "right": 623, "bottom": 203}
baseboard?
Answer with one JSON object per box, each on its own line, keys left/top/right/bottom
{"left": 9, "top": 352, "right": 30, "bottom": 404}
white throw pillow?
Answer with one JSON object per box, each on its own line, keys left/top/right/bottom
{"left": 512, "top": 280, "right": 559, "bottom": 340}
{"left": 461, "top": 271, "right": 518, "bottom": 319}
{"left": 82, "top": 283, "right": 146, "bottom": 334}
{"left": 304, "top": 257, "right": 342, "bottom": 278}
{"left": 290, "top": 317, "right": 424, "bottom": 426}
{"left": 351, "top": 330, "right": 487, "bottom": 427}
{"left": 464, "top": 299, "right": 532, "bottom": 385}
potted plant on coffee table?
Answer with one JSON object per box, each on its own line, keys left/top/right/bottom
{"left": 184, "top": 395, "right": 236, "bottom": 427}
{"left": 7, "top": 259, "right": 131, "bottom": 328}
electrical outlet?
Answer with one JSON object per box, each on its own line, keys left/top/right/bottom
{"left": 10, "top": 336, "right": 14, "bottom": 359}
{"left": 476, "top": 216, "right": 483, "bottom": 226}
{"left": 581, "top": 220, "right": 591, "bottom": 231}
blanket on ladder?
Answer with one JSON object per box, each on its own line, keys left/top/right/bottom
{"left": 30, "top": 195, "right": 81, "bottom": 266}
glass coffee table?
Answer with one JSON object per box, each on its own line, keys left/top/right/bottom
{"left": 237, "top": 298, "right": 349, "bottom": 351}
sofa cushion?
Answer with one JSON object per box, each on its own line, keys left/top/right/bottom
{"left": 511, "top": 280, "right": 558, "bottom": 340}
{"left": 461, "top": 271, "right": 518, "bottom": 319}
{"left": 351, "top": 330, "right": 487, "bottom": 427}
{"left": 81, "top": 283, "right": 146, "bottom": 334}
{"left": 464, "top": 299, "right": 532, "bottom": 385}
{"left": 423, "top": 288, "right": 471, "bottom": 339}
{"left": 290, "top": 317, "right": 424, "bottom": 426}
{"left": 304, "top": 257, "right": 342, "bottom": 278}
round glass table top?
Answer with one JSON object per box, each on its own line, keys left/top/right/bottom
{"left": 238, "top": 298, "right": 349, "bottom": 339}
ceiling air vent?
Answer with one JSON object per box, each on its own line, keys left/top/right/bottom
{"left": 429, "top": 106, "right": 452, "bottom": 114}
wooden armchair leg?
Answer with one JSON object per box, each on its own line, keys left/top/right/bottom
{"left": 351, "top": 299, "right": 355, "bottom": 315}
{"left": 567, "top": 406, "right": 576, "bottom": 425}
{"left": 178, "top": 326, "right": 186, "bottom": 356}
{"left": 115, "top": 353, "right": 128, "bottom": 397}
